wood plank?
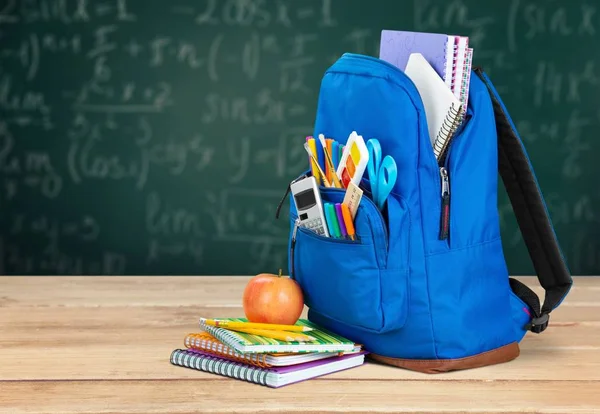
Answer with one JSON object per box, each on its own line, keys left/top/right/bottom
{"left": 0, "top": 276, "right": 253, "bottom": 308}
{"left": 0, "top": 346, "right": 599, "bottom": 382}
{"left": 1, "top": 276, "right": 597, "bottom": 308}
{"left": 1, "top": 306, "right": 599, "bottom": 381}
{"left": 1, "top": 380, "right": 599, "bottom": 414}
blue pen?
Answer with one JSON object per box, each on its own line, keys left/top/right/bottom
{"left": 316, "top": 139, "right": 325, "bottom": 176}
{"left": 332, "top": 141, "right": 339, "bottom": 171}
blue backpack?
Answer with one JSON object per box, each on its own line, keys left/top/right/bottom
{"left": 275, "top": 53, "right": 572, "bottom": 373}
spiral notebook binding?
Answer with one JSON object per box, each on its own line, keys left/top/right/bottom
{"left": 433, "top": 102, "right": 465, "bottom": 160}
{"left": 459, "top": 48, "right": 473, "bottom": 120}
{"left": 444, "top": 38, "right": 459, "bottom": 90}
{"left": 184, "top": 332, "right": 272, "bottom": 368}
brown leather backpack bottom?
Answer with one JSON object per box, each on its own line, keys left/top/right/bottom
{"left": 368, "top": 342, "right": 520, "bottom": 374}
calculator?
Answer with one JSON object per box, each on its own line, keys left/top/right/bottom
{"left": 290, "top": 176, "right": 330, "bottom": 237}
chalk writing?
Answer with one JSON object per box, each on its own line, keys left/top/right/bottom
{"left": 0, "top": 0, "right": 597, "bottom": 276}
{"left": 145, "top": 192, "right": 206, "bottom": 237}
{"left": 214, "top": 189, "right": 288, "bottom": 242}
{"left": 183, "top": 0, "right": 337, "bottom": 28}
{"left": 5, "top": 243, "right": 127, "bottom": 275}
{"left": 508, "top": 0, "right": 597, "bottom": 52}
{"left": 201, "top": 89, "right": 285, "bottom": 124}
{"left": 533, "top": 60, "right": 599, "bottom": 108}
{"left": 147, "top": 239, "right": 204, "bottom": 265}
{"left": 0, "top": 122, "right": 62, "bottom": 199}
{"left": 3, "top": 0, "right": 136, "bottom": 24}
{"left": 10, "top": 214, "right": 100, "bottom": 241}
{"left": 0, "top": 74, "right": 50, "bottom": 118}
{"left": 414, "top": 0, "right": 495, "bottom": 47}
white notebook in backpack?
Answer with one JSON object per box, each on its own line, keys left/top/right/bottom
{"left": 405, "top": 53, "right": 465, "bottom": 160}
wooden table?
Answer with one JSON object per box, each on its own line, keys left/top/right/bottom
{"left": 1, "top": 276, "right": 599, "bottom": 413}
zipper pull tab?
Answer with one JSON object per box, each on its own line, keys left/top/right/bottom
{"left": 290, "top": 218, "right": 300, "bottom": 279}
{"left": 439, "top": 167, "right": 450, "bottom": 240}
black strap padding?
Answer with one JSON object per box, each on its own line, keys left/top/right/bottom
{"left": 475, "top": 69, "right": 573, "bottom": 333}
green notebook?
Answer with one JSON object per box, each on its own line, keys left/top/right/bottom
{"left": 198, "top": 318, "right": 356, "bottom": 354}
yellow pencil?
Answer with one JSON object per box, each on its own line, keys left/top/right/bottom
{"left": 303, "top": 143, "right": 331, "bottom": 187}
{"left": 201, "top": 318, "right": 314, "bottom": 332}
{"left": 307, "top": 137, "right": 322, "bottom": 185}
{"left": 226, "top": 327, "right": 316, "bottom": 342}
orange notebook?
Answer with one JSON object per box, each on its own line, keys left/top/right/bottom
{"left": 183, "top": 332, "right": 360, "bottom": 368}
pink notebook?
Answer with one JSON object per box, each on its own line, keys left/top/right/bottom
{"left": 170, "top": 349, "right": 367, "bottom": 388}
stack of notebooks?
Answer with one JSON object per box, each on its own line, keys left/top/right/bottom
{"left": 170, "top": 318, "right": 366, "bottom": 388}
{"left": 379, "top": 30, "right": 473, "bottom": 161}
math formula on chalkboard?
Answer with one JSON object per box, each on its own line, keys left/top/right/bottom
{"left": 1, "top": 0, "right": 599, "bottom": 275}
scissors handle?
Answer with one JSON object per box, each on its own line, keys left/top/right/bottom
{"left": 367, "top": 139, "right": 382, "bottom": 197}
{"left": 375, "top": 156, "right": 397, "bottom": 210}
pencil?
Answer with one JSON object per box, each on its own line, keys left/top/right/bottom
{"left": 318, "top": 134, "right": 343, "bottom": 188}
{"left": 307, "top": 137, "right": 322, "bottom": 186}
{"left": 303, "top": 143, "right": 331, "bottom": 187}
{"left": 201, "top": 318, "right": 314, "bottom": 332}
{"left": 225, "top": 327, "right": 316, "bottom": 342}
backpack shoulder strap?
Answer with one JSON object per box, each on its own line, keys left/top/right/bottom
{"left": 474, "top": 68, "right": 573, "bottom": 334}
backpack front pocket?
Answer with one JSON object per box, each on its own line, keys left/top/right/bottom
{"left": 288, "top": 188, "right": 409, "bottom": 334}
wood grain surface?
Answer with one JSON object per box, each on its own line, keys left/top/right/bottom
{"left": 1, "top": 276, "right": 599, "bottom": 413}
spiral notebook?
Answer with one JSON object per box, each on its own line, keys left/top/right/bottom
{"left": 198, "top": 318, "right": 356, "bottom": 354}
{"left": 184, "top": 332, "right": 362, "bottom": 367}
{"left": 379, "top": 30, "right": 472, "bottom": 118}
{"left": 404, "top": 52, "right": 465, "bottom": 160}
{"left": 379, "top": 30, "right": 457, "bottom": 89}
{"left": 170, "top": 349, "right": 366, "bottom": 388}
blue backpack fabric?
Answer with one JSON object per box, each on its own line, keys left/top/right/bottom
{"left": 275, "top": 53, "right": 572, "bottom": 373}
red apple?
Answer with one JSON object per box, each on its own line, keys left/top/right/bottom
{"left": 243, "top": 269, "right": 304, "bottom": 325}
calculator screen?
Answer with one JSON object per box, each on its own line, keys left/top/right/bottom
{"left": 294, "top": 189, "right": 316, "bottom": 209}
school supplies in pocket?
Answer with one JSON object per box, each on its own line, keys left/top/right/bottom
{"left": 277, "top": 51, "right": 572, "bottom": 374}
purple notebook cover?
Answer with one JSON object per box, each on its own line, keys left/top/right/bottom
{"left": 379, "top": 30, "right": 450, "bottom": 80}
{"left": 183, "top": 349, "right": 367, "bottom": 388}
{"left": 188, "top": 348, "right": 365, "bottom": 373}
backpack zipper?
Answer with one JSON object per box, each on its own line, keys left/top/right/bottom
{"left": 438, "top": 167, "right": 450, "bottom": 240}
{"left": 290, "top": 217, "right": 300, "bottom": 279}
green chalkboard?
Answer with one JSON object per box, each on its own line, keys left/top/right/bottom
{"left": 1, "top": 0, "right": 599, "bottom": 275}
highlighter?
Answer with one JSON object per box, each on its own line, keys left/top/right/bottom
{"left": 341, "top": 203, "right": 355, "bottom": 241}
{"left": 325, "top": 203, "right": 341, "bottom": 238}
{"left": 335, "top": 203, "right": 347, "bottom": 239}
{"left": 324, "top": 203, "right": 337, "bottom": 238}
